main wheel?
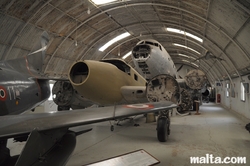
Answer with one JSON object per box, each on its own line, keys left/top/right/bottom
{"left": 157, "top": 117, "right": 170, "bottom": 142}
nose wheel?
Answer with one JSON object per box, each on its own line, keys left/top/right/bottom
{"left": 110, "top": 125, "right": 114, "bottom": 131}
{"left": 156, "top": 110, "right": 170, "bottom": 142}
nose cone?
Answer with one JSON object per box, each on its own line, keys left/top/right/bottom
{"left": 132, "top": 45, "right": 151, "bottom": 60}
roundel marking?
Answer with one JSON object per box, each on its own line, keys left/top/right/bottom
{"left": 0, "top": 86, "right": 7, "bottom": 101}
{"left": 124, "top": 104, "right": 154, "bottom": 109}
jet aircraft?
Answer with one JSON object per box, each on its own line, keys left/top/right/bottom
{"left": 0, "top": 31, "right": 50, "bottom": 116}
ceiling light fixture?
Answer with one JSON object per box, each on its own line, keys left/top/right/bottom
{"left": 99, "top": 32, "right": 131, "bottom": 52}
{"left": 122, "top": 51, "right": 132, "bottom": 59}
{"left": 178, "top": 54, "right": 196, "bottom": 60}
{"left": 173, "top": 43, "right": 200, "bottom": 55}
{"left": 166, "top": 27, "right": 203, "bottom": 43}
{"left": 91, "top": 0, "right": 117, "bottom": 5}
{"left": 182, "top": 59, "right": 199, "bottom": 67}
{"left": 87, "top": 8, "right": 91, "bottom": 14}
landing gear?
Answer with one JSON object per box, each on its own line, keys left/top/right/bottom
{"left": 110, "top": 125, "right": 114, "bottom": 131}
{"left": 115, "top": 117, "right": 139, "bottom": 127}
{"left": 0, "top": 140, "right": 10, "bottom": 165}
{"left": 57, "top": 105, "right": 70, "bottom": 111}
{"left": 157, "top": 110, "right": 170, "bottom": 142}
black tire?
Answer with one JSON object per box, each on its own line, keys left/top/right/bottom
{"left": 157, "top": 117, "right": 170, "bottom": 142}
{"left": 0, "top": 140, "right": 10, "bottom": 165}
{"left": 57, "top": 105, "right": 70, "bottom": 111}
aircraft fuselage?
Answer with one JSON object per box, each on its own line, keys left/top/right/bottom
{"left": 0, "top": 60, "right": 50, "bottom": 115}
{"left": 132, "top": 39, "right": 178, "bottom": 80}
{"left": 69, "top": 59, "right": 147, "bottom": 105}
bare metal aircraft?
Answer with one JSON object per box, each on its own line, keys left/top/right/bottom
{"left": 132, "top": 39, "right": 208, "bottom": 111}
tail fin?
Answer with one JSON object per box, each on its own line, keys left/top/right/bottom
{"left": 27, "top": 31, "right": 49, "bottom": 73}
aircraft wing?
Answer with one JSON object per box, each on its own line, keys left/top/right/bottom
{"left": 0, "top": 101, "right": 176, "bottom": 166}
{"left": 0, "top": 101, "right": 176, "bottom": 139}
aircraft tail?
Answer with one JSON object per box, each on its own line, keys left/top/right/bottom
{"left": 26, "top": 31, "right": 49, "bottom": 73}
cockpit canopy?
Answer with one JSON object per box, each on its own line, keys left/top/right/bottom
{"left": 138, "top": 40, "right": 162, "bottom": 51}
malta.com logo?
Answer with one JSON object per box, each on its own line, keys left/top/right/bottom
{"left": 190, "top": 154, "right": 246, "bottom": 164}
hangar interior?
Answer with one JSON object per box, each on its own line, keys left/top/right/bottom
{"left": 1, "top": 0, "right": 250, "bottom": 165}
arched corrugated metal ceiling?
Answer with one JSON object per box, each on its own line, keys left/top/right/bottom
{"left": 0, "top": 0, "right": 249, "bottom": 85}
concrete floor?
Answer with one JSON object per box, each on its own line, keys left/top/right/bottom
{"left": 8, "top": 103, "right": 250, "bottom": 166}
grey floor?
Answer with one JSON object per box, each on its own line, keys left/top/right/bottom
{"left": 8, "top": 103, "right": 250, "bottom": 166}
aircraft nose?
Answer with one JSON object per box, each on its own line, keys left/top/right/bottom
{"left": 132, "top": 45, "right": 151, "bottom": 59}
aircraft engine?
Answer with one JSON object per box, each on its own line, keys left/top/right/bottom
{"left": 52, "top": 81, "right": 93, "bottom": 110}
{"left": 185, "top": 70, "right": 207, "bottom": 89}
{"left": 68, "top": 60, "right": 128, "bottom": 104}
{"left": 179, "top": 89, "right": 193, "bottom": 111}
{"left": 52, "top": 81, "right": 73, "bottom": 110}
{"left": 146, "top": 74, "right": 180, "bottom": 103}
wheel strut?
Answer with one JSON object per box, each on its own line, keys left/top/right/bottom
{"left": 156, "top": 110, "right": 170, "bottom": 142}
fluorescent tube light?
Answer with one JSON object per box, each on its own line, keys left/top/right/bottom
{"left": 166, "top": 27, "right": 203, "bottom": 43}
{"left": 91, "top": 0, "right": 117, "bottom": 5}
{"left": 182, "top": 60, "right": 199, "bottom": 67}
{"left": 99, "top": 32, "right": 130, "bottom": 52}
{"left": 178, "top": 54, "right": 196, "bottom": 60}
{"left": 173, "top": 43, "right": 200, "bottom": 55}
{"left": 122, "top": 51, "right": 132, "bottom": 59}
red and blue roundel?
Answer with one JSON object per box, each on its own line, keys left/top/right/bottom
{"left": 0, "top": 86, "right": 7, "bottom": 101}
{"left": 124, "top": 104, "right": 154, "bottom": 109}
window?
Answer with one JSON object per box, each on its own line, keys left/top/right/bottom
{"left": 134, "top": 74, "right": 138, "bottom": 81}
{"left": 138, "top": 41, "right": 144, "bottom": 45}
{"left": 145, "top": 41, "right": 154, "bottom": 46}
{"left": 101, "top": 59, "right": 131, "bottom": 75}
{"left": 241, "top": 82, "right": 246, "bottom": 101}
{"left": 226, "top": 83, "right": 229, "bottom": 97}
{"left": 48, "top": 83, "right": 54, "bottom": 101}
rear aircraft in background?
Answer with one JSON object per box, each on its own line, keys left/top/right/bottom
{"left": 132, "top": 39, "right": 208, "bottom": 111}
{"left": 0, "top": 31, "right": 50, "bottom": 116}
